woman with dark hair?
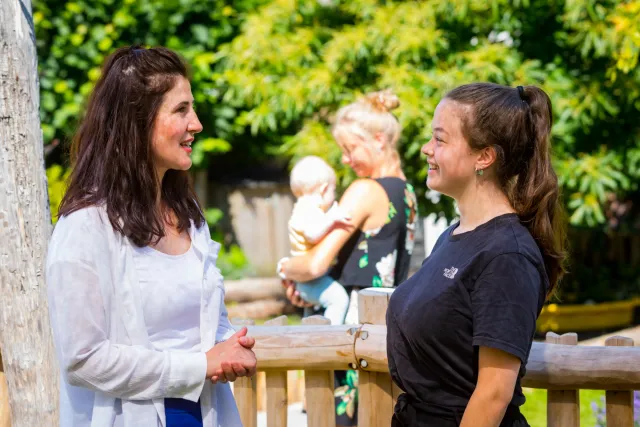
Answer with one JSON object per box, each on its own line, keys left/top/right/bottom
{"left": 387, "top": 83, "right": 567, "bottom": 426}
{"left": 46, "top": 46, "right": 256, "bottom": 427}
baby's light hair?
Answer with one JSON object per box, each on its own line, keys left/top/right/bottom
{"left": 332, "top": 89, "right": 402, "bottom": 152}
{"left": 290, "top": 156, "right": 336, "bottom": 198}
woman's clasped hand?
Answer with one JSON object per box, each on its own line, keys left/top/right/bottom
{"left": 206, "top": 327, "right": 257, "bottom": 384}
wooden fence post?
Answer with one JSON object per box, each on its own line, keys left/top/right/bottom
{"left": 605, "top": 336, "right": 635, "bottom": 427}
{"left": 357, "top": 288, "right": 396, "bottom": 427}
{"left": 233, "top": 319, "right": 257, "bottom": 427}
{"left": 546, "top": 332, "right": 580, "bottom": 427}
{"left": 301, "top": 315, "right": 336, "bottom": 427}
{"left": 263, "top": 316, "right": 289, "bottom": 427}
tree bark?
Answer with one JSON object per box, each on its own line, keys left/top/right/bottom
{"left": 0, "top": 0, "right": 59, "bottom": 425}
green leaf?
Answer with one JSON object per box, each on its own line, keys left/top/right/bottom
{"left": 372, "top": 275, "right": 383, "bottom": 287}
{"left": 358, "top": 254, "right": 368, "bottom": 268}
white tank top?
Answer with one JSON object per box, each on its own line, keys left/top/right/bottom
{"left": 131, "top": 243, "right": 202, "bottom": 352}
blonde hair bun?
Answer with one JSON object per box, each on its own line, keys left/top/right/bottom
{"left": 364, "top": 89, "right": 400, "bottom": 112}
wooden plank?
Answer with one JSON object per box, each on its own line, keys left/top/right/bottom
{"left": 605, "top": 336, "right": 635, "bottom": 427}
{"left": 301, "top": 315, "right": 331, "bottom": 325}
{"left": 266, "top": 371, "right": 288, "bottom": 427}
{"left": 358, "top": 371, "right": 374, "bottom": 427}
{"left": 358, "top": 288, "right": 394, "bottom": 325}
{"left": 232, "top": 319, "right": 257, "bottom": 427}
{"left": 302, "top": 315, "right": 336, "bottom": 427}
{"left": 580, "top": 325, "right": 640, "bottom": 346}
{"left": 357, "top": 288, "right": 395, "bottom": 427}
{"left": 256, "top": 371, "right": 266, "bottom": 412}
{"left": 260, "top": 313, "right": 289, "bottom": 414}
{"left": 264, "top": 315, "right": 289, "bottom": 327}
{"left": 546, "top": 332, "right": 579, "bottom": 427}
{"left": 305, "top": 369, "right": 336, "bottom": 427}
{"left": 235, "top": 376, "right": 257, "bottom": 427}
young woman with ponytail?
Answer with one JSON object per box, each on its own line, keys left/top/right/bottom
{"left": 386, "top": 83, "right": 567, "bottom": 427}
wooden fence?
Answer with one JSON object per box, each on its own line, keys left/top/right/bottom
{"left": 235, "top": 287, "right": 640, "bottom": 427}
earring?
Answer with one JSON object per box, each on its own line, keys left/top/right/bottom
{"left": 475, "top": 167, "right": 484, "bottom": 176}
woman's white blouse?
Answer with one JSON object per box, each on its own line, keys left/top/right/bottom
{"left": 46, "top": 206, "right": 242, "bottom": 427}
{"left": 131, "top": 245, "right": 202, "bottom": 353}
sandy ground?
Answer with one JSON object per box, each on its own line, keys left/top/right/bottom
{"left": 257, "top": 402, "right": 307, "bottom": 427}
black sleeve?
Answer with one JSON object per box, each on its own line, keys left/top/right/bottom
{"left": 471, "top": 253, "right": 543, "bottom": 363}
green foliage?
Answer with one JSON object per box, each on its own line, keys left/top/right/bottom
{"left": 46, "top": 164, "right": 70, "bottom": 223}
{"left": 205, "top": 208, "right": 252, "bottom": 279}
{"left": 34, "top": 0, "right": 266, "bottom": 165}
{"left": 212, "top": 0, "right": 640, "bottom": 226}
{"left": 35, "top": 0, "right": 640, "bottom": 229}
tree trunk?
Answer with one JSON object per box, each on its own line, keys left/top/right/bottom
{"left": 0, "top": 0, "right": 59, "bottom": 425}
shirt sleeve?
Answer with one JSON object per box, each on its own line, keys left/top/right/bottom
{"left": 471, "top": 253, "right": 543, "bottom": 363}
{"left": 216, "top": 298, "right": 237, "bottom": 343}
{"left": 46, "top": 217, "right": 207, "bottom": 402}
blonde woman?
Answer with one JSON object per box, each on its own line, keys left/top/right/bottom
{"left": 278, "top": 90, "right": 418, "bottom": 424}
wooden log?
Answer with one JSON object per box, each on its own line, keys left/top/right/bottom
{"left": 0, "top": 1, "right": 59, "bottom": 423}
{"left": 355, "top": 325, "right": 388, "bottom": 373}
{"left": 245, "top": 322, "right": 640, "bottom": 390}
{"left": 246, "top": 324, "right": 356, "bottom": 370}
{"left": 523, "top": 340, "right": 640, "bottom": 390}
{"left": 234, "top": 319, "right": 257, "bottom": 427}
{"left": 605, "top": 336, "right": 635, "bottom": 427}
{"left": 357, "top": 288, "right": 395, "bottom": 427}
{"left": 227, "top": 298, "right": 291, "bottom": 320}
{"left": 224, "top": 277, "right": 285, "bottom": 303}
{"left": 302, "top": 316, "right": 335, "bottom": 427}
{"left": 546, "top": 333, "right": 579, "bottom": 427}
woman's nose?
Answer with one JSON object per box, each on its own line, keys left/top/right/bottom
{"left": 421, "top": 140, "right": 433, "bottom": 156}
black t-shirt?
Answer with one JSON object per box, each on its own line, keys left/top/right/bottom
{"left": 386, "top": 213, "right": 548, "bottom": 420}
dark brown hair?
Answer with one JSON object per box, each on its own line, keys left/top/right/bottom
{"left": 445, "top": 83, "right": 567, "bottom": 297}
{"left": 59, "top": 45, "right": 204, "bottom": 246}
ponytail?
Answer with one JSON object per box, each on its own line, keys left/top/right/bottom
{"left": 445, "top": 83, "right": 567, "bottom": 298}
{"left": 511, "top": 86, "right": 567, "bottom": 297}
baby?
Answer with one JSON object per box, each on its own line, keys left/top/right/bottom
{"left": 282, "top": 155, "right": 351, "bottom": 325}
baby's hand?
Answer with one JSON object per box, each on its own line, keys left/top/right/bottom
{"left": 328, "top": 202, "right": 352, "bottom": 225}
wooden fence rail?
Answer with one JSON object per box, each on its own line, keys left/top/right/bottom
{"left": 2, "top": 287, "right": 638, "bottom": 426}
{"left": 235, "top": 287, "right": 640, "bottom": 427}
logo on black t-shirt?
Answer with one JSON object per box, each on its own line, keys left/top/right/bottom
{"left": 443, "top": 266, "right": 458, "bottom": 279}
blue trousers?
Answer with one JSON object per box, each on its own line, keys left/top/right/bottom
{"left": 165, "top": 398, "right": 203, "bottom": 427}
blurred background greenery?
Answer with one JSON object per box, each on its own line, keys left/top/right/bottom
{"left": 36, "top": 0, "right": 640, "bottom": 302}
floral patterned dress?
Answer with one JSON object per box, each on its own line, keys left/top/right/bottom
{"left": 328, "top": 177, "right": 418, "bottom": 424}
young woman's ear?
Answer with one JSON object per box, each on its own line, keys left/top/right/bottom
{"left": 475, "top": 146, "right": 498, "bottom": 172}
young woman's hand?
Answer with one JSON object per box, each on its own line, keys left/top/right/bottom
{"left": 205, "top": 327, "right": 257, "bottom": 383}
